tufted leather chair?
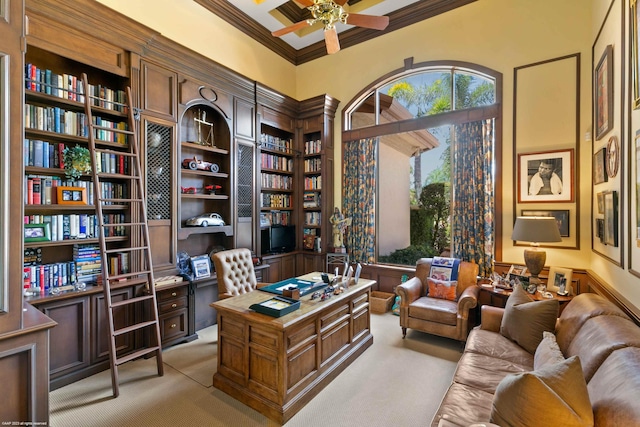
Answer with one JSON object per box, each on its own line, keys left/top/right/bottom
{"left": 395, "top": 257, "right": 479, "bottom": 342}
{"left": 211, "top": 248, "right": 267, "bottom": 300}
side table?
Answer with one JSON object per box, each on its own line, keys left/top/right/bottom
{"left": 478, "top": 284, "right": 574, "bottom": 316}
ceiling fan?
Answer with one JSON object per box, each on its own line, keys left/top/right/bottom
{"left": 271, "top": 0, "right": 390, "bottom": 54}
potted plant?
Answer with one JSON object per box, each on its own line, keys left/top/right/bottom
{"left": 63, "top": 145, "right": 92, "bottom": 180}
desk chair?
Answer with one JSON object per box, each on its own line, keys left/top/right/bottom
{"left": 211, "top": 248, "right": 267, "bottom": 300}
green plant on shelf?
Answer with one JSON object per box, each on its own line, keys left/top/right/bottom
{"left": 63, "top": 145, "right": 91, "bottom": 181}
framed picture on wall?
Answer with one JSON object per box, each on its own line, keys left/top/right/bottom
{"left": 595, "top": 45, "right": 614, "bottom": 140}
{"left": 518, "top": 149, "right": 574, "bottom": 203}
{"left": 594, "top": 147, "right": 608, "bottom": 184}
{"left": 632, "top": 0, "right": 640, "bottom": 109}
{"left": 603, "top": 190, "right": 618, "bottom": 247}
{"left": 521, "top": 209, "right": 570, "bottom": 237}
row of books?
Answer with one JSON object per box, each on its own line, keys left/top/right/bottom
{"left": 262, "top": 211, "right": 291, "bottom": 226}
{"left": 25, "top": 104, "right": 88, "bottom": 137}
{"left": 304, "top": 176, "right": 322, "bottom": 190}
{"left": 261, "top": 193, "right": 292, "bottom": 208}
{"left": 23, "top": 261, "right": 78, "bottom": 295}
{"left": 25, "top": 213, "right": 126, "bottom": 240}
{"left": 260, "top": 133, "right": 294, "bottom": 153}
{"left": 74, "top": 244, "right": 102, "bottom": 286}
{"left": 304, "top": 139, "right": 322, "bottom": 155}
{"left": 24, "top": 139, "right": 66, "bottom": 169}
{"left": 25, "top": 175, "right": 93, "bottom": 205}
{"left": 25, "top": 63, "right": 127, "bottom": 112}
{"left": 304, "top": 157, "right": 322, "bottom": 173}
{"left": 304, "top": 212, "right": 321, "bottom": 226}
{"left": 261, "top": 173, "right": 293, "bottom": 190}
{"left": 303, "top": 191, "right": 320, "bottom": 208}
{"left": 260, "top": 153, "right": 294, "bottom": 172}
{"left": 94, "top": 151, "right": 130, "bottom": 175}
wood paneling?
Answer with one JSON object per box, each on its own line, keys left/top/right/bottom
{"left": 142, "top": 61, "right": 177, "bottom": 119}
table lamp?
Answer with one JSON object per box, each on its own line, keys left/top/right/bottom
{"left": 511, "top": 216, "right": 562, "bottom": 285}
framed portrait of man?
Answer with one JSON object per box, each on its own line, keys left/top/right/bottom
{"left": 518, "top": 149, "right": 574, "bottom": 203}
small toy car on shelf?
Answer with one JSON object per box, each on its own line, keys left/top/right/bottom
{"left": 180, "top": 186, "right": 197, "bottom": 194}
{"left": 185, "top": 212, "right": 225, "bottom": 227}
{"left": 181, "top": 156, "right": 219, "bottom": 173}
{"left": 204, "top": 184, "right": 222, "bottom": 195}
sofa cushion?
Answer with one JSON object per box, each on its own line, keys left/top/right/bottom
{"left": 565, "top": 314, "right": 640, "bottom": 382}
{"left": 431, "top": 382, "right": 495, "bottom": 427}
{"left": 490, "top": 355, "right": 593, "bottom": 427}
{"left": 408, "top": 297, "right": 457, "bottom": 325}
{"left": 465, "top": 328, "right": 534, "bottom": 367}
{"left": 453, "top": 351, "right": 531, "bottom": 394}
{"left": 555, "top": 292, "right": 630, "bottom": 353}
{"left": 500, "top": 284, "right": 559, "bottom": 354}
{"left": 534, "top": 331, "right": 565, "bottom": 370}
{"left": 427, "top": 278, "right": 457, "bottom": 301}
{"left": 588, "top": 347, "right": 640, "bottom": 426}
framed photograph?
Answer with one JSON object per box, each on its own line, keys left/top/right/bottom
{"left": 606, "top": 135, "right": 620, "bottom": 178}
{"left": 190, "top": 255, "right": 211, "bottom": 279}
{"left": 508, "top": 264, "right": 528, "bottom": 278}
{"left": 595, "top": 45, "right": 614, "bottom": 140}
{"left": 603, "top": 190, "right": 619, "bottom": 246}
{"left": 518, "top": 149, "right": 574, "bottom": 202}
{"left": 597, "top": 192, "right": 605, "bottom": 214}
{"left": 24, "top": 223, "right": 51, "bottom": 243}
{"left": 547, "top": 267, "right": 573, "bottom": 295}
{"left": 303, "top": 233, "right": 315, "bottom": 250}
{"left": 521, "top": 209, "right": 570, "bottom": 237}
{"left": 596, "top": 218, "right": 605, "bottom": 240}
{"left": 594, "top": 147, "right": 608, "bottom": 184}
{"left": 57, "top": 186, "right": 87, "bottom": 205}
{"left": 633, "top": 0, "right": 640, "bottom": 109}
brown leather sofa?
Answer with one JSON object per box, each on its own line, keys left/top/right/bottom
{"left": 431, "top": 293, "right": 640, "bottom": 426}
{"left": 396, "top": 258, "right": 480, "bottom": 342}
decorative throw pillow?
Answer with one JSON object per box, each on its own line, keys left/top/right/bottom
{"left": 427, "top": 278, "right": 457, "bottom": 301}
{"left": 490, "top": 356, "right": 593, "bottom": 427}
{"left": 534, "top": 331, "right": 565, "bottom": 370}
{"left": 500, "top": 284, "right": 559, "bottom": 354}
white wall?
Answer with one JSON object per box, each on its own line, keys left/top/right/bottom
{"left": 378, "top": 141, "right": 410, "bottom": 256}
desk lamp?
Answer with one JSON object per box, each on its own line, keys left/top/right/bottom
{"left": 511, "top": 216, "right": 562, "bottom": 285}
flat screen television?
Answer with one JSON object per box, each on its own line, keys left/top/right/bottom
{"left": 261, "top": 225, "right": 296, "bottom": 254}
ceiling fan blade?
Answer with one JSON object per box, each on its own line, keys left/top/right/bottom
{"left": 346, "top": 13, "right": 390, "bottom": 31}
{"left": 324, "top": 27, "right": 340, "bottom": 54}
{"left": 295, "top": 0, "right": 315, "bottom": 7}
{"left": 334, "top": 0, "right": 349, "bottom": 5}
{"left": 271, "top": 20, "right": 311, "bottom": 37}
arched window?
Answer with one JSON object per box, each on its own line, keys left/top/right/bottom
{"left": 342, "top": 59, "right": 502, "bottom": 276}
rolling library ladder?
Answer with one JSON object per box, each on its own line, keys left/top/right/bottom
{"left": 81, "top": 73, "right": 163, "bottom": 397}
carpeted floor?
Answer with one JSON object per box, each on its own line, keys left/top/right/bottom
{"left": 50, "top": 312, "right": 461, "bottom": 427}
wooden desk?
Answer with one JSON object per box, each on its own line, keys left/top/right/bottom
{"left": 210, "top": 274, "right": 375, "bottom": 423}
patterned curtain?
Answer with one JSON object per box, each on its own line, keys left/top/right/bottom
{"left": 343, "top": 138, "right": 377, "bottom": 263}
{"left": 451, "top": 119, "right": 494, "bottom": 277}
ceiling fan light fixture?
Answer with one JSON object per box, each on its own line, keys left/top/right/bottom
{"left": 309, "top": 0, "right": 348, "bottom": 30}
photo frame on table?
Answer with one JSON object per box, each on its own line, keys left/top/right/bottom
{"left": 603, "top": 190, "right": 619, "bottom": 247}
{"left": 632, "top": 0, "right": 640, "bottom": 109}
{"left": 547, "top": 266, "right": 573, "bottom": 295}
{"left": 507, "top": 265, "right": 528, "bottom": 281}
{"left": 24, "top": 223, "right": 51, "bottom": 243}
{"left": 518, "top": 149, "right": 574, "bottom": 202}
{"left": 594, "top": 147, "right": 608, "bottom": 184}
{"left": 521, "top": 209, "right": 570, "bottom": 238}
{"left": 190, "top": 255, "right": 211, "bottom": 279}
{"left": 57, "top": 186, "right": 87, "bottom": 205}
{"left": 595, "top": 44, "right": 614, "bottom": 140}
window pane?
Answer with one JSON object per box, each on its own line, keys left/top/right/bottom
{"left": 349, "top": 92, "right": 377, "bottom": 130}
{"left": 453, "top": 70, "right": 495, "bottom": 110}
{"left": 381, "top": 70, "right": 452, "bottom": 118}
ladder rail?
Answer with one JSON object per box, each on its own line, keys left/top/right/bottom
{"left": 82, "top": 73, "right": 163, "bottom": 398}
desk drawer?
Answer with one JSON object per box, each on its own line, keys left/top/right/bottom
{"left": 160, "top": 309, "right": 188, "bottom": 342}
{"left": 157, "top": 286, "right": 188, "bottom": 302}
{"left": 158, "top": 296, "right": 187, "bottom": 314}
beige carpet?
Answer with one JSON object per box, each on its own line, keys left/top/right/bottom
{"left": 50, "top": 312, "right": 461, "bottom": 427}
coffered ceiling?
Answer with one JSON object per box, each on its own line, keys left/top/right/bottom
{"left": 194, "top": 0, "right": 477, "bottom": 65}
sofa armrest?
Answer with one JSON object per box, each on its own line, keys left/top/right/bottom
{"left": 481, "top": 305, "right": 505, "bottom": 332}
{"left": 396, "top": 277, "right": 422, "bottom": 306}
{"left": 457, "top": 284, "right": 480, "bottom": 315}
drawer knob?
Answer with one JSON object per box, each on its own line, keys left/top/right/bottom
{"left": 170, "top": 323, "right": 177, "bottom": 328}
{"left": 171, "top": 303, "right": 177, "bottom": 308}
{"left": 171, "top": 292, "right": 177, "bottom": 297}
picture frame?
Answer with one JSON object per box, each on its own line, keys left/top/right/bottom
{"left": 597, "top": 192, "right": 605, "bottom": 214}
{"left": 606, "top": 135, "right": 620, "bottom": 178}
{"left": 595, "top": 45, "right": 614, "bottom": 140}
{"left": 632, "top": 0, "right": 640, "bottom": 109}
{"left": 603, "top": 190, "right": 619, "bottom": 246}
{"left": 24, "top": 223, "right": 51, "bottom": 243}
{"left": 594, "top": 147, "right": 608, "bottom": 184}
{"left": 547, "top": 266, "right": 573, "bottom": 295}
{"left": 190, "top": 255, "right": 211, "bottom": 279}
{"left": 57, "top": 186, "right": 87, "bottom": 206}
{"left": 518, "top": 149, "right": 574, "bottom": 202}
{"left": 521, "top": 209, "right": 570, "bottom": 237}
{"left": 636, "top": 129, "right": 640, "bottom": 242}
{"left": 303, "top": 233, "right": 316, "bottom": 250}
{"left": 596, "top": 218, "right": 605, "bottom": 240}
{"left": 508, "top": 264, "right": 528, "bottom": 278}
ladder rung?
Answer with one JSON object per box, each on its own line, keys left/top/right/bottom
{"left": 104, "top": 246, "right": 149, "bottom": 255}
{"left": 107, "top": 271, "right": 152, "bottom": 282}
{"left": 114, "top": 320, "right": 158, "bottom": 336}
{"left": 110, "top": 294, "right": 154, "bottom": 308}
{"left": 115, "top": 346, "right": 161, "bottom": 366}
{"left": 96, "top": 173, "right": 138, "bottom": 180}
{"left": 92, "top": 124, "right": 134, "bottom": 135}
{"left": 95, "top": 148, "right": 136, "bottom": 157}
{"left": 98, "top": 198, "right": 143, "bottom": 203}
{"left": 103, "top": 222, "right": 146, "bottom": 227}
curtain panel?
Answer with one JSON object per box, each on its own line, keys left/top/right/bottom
{"left": 343, "top": 138, "right": 377, "bottom": 263}
{"left": 452, "top": 119, "right": 494, "bottom": 277}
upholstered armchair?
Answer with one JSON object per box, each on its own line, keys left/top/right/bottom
{"left": 211, "top": 248, "right": 268, "bottom": 300}
{"left": 396, "top": 257, "right": 479, "bottom": 342}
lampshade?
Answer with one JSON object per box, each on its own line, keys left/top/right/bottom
{"left": 511, "top": 216, "right": 562, "bottom": 244}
